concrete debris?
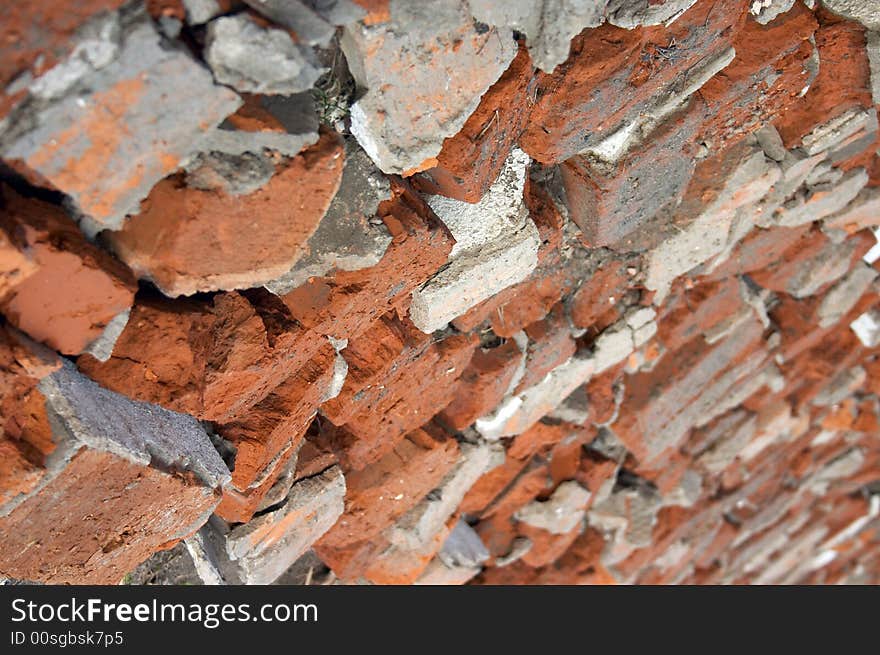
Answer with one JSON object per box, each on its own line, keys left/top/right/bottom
{"left": 410, "top": 148, "right": 540, "bottom": 332}
{"left": 205, "top": 15, "right": 326, "bottom": 96}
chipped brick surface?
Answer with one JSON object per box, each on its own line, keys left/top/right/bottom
{"left": 1, "top": 0, "right": 880, "bottom": 587}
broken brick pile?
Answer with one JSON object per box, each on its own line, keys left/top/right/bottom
{"left": 2, "top": 0, "right": 880, "bottom": 586}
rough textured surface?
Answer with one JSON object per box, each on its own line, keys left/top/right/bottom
{"left": 265, "top": 140, "right": 392, "bottom": 295}
{"left": 0, "top": 186, "right": 136, "bottom": 354}
{"left": 410, "top": 149, "right": 541, "bottom": 332}
{"left": 2, "top": 0, "right": 880, "bottom": 587}
{"left": 0, "top": 361, "right": 227, "bottom": 584}
{"left": 200, "top": 466, "right": 345, "bottom": 584}
{"left": 205, "top": 14, "right": 326, "bottom": 95}
{"left": 106, "top": 132, "right": 345, "bottom": 296}
{"left": 0, "top": 9, "right": 241, "bottom": 234}
{"left": 341, "top": 0, "right": 517, "bottom": 174}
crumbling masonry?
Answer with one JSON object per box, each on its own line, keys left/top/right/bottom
{"left": 2, "top": 0, "right": 880, "bottom": 585}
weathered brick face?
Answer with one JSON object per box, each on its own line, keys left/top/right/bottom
{"left": 1, "top": 0, "right": 879, "bottom": 586}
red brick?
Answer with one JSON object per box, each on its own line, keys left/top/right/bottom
{"left": 516, "top": 304, "right": 576, "bottom": 393}
{"left": 520, "top": 0, "right": 745, "bottom": 164}
{"left": 414, "top": 46, "right": 538, "bottom": 202}
{"left": 214, "top": 341, "right": 338, "bottom": 523}
{"left": 279, "top": 179, "right": 454, "bottom": 341}
{"left": 317, "top": 429, "right": 459, "bottom": 549}
{"left": 0, "top": 186, "right": 136, "bottom": 355}
{"left": 108, "top": 132, "right": 345, "bottom": 296}
{"left": 775, "top": 13, "right": 874, "bottom": 148}
{"left": 78, "top": 290, "right": 327, "bottom": 422}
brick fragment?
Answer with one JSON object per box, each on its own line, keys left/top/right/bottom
{"left": 78, "top": 290, "right": 329, "bottom": 422}
{"left": 198, "top": 466, "right": 345, "bottom": 584}
{"left": 107, "top": 132, "right": 345, "bottom": 297}
{"left": 413, "top": 47, "right": 538, "bottom": 202}
{"left": 0, "top": 186, "right": 136, "bottom": 355}
{"left": 0, "top": 362, "right": 228, "bottom": 584}
{"left": 1, "top": 10, "right": 241, "bottom": 234}
{"left": 341, "top": 0, "right": 517, "bottom": 174}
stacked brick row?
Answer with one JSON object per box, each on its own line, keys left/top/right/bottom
{"left": 1, "top": 0, "right": 879, "bottom": 585}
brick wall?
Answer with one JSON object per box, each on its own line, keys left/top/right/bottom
{"left": 1, "top": 0, "right": 879, "bottom": 585}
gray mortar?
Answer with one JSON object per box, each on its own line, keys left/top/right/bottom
{"left": 470, "top": 1, "right": 697, "bottom": 73}
{"left": 515, "top": 480, "right": 591, "bottom": 535}
{"left": 820, "top": 0, "right": 880, "bottom": 30}
{"left": 341, "top": 0, "right": 517, "bottom": 174}
{"left": 1, "top": 361, "right": 229, "bottom": 518}
{"left": 197, "top": 467, "right": 345, "bottom": 584}
{"left": 749, "top": 0, "right": 797, "bottom": 24}
{"left": 82, "top": 308, "right": 131, "bottom": 362}
{"left": 183, "top": 0, "right": 223, "bottom": 25}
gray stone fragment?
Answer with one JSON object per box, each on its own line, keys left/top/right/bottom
{"left": 322, "top": 337, "right": 350, "bottom": 402}
{"left": 548, "top": 387, "right": 590, "bottom": 424}
{"left": 663, "top": 470, "right": 703, "bottom": 508}
{"left": 801, "top": 108, "right": 874, "bottom": 155}
{"left": 869, "top": 32, "right": 880, "bottom": 105}
{"left": 183, "top": 531, "right": 226, "bottom": 585}
{"left": 475, "top": 355, "right": 595, "bottom": 439}
{"left": 265, "top": 142, "right": 392, "bottom": 294}
{"left": 183, "top": 0, "right": 222, "bottom": 25}
{"left": 589, "top": 427, "right": 628, "bottom": 462}
{"left": 0, "top": 13, "right": 242, "bottom": 235}
{"left": 514, "top": 480, "right": 590, "bottom": 535}
{"left": 470, "top": 0, "right": 607, "bottom": 73}
{"left": 607, "top": 0, "right": 698, "bottom": 29}
{"left": 205, "top": 15, "right": 326, "bottom": 95}
{"left": 755, "top": 124, "right": 788, "bottom": 162}
{"left": 38, "top": 361, "right": 230, "bottom": 490}
{"left": 818, "top": 262, "right": 878, "bottom": 328}
{"left": 808, "top": 448, "right": 865, "bottom": 496}
{"left": 83, "top": 308, "right": 130, "bottom": 362}
{"left": 438, "top": 520, "right": 490, "bottom": 569}
{"left": 27, "top": 12, "right": 121, "bottom": 102}
{"left": 820, "top": 0, "right": 880, "bottom": 30}
{"left": 470, "top": 1, "right": 697, "bottom": 74}
{"left": 410, "top": 148, "right": 540, "bottom": 332}
{"left": 185, "top": 151, "right": 277, "bottom": 196}
{"left": 305, "top": 0, "right": 368, "bottom": 25}
{"left": 254, "top": 449, "right": 302, "bottom": 514}
{"left": 201, "top": 467, "right": 345, "bottom": 585}
{"left": 749, "top": 0, "right": 797, "bottom": 24}
{"left": 495, "top": 537, "right": 533, "bottom": 567}
{"left": 813, "top": 366, "right": 867, "bottom": 406}
{"left": 805, "top": 160, "right": 844, "bottom": 187}
{"left": 590, "top": 308, "right": 656, "bottom": 374}
{"left": 589, "top": 487, "right": 662, "bottom": 552}
{"left": 341, "top": 0, "right": 517, "bottom": 173}
{"left": 828, "top": 111, "right": 879, "bottom": 165}
{"left": 755, "top": 149, "right": 827, "bottom": 225}
{"left": 850, "top": 308, "right": 880, "bottom": 347}
{"left": 695, "top": 411, "right": 757, "bottom": 474}
{"left": 581, "top": 46, "right": 735, "bottom": 167}
{"left": 197, "top": 93, "right": 321, "bottom": 160}
{"left": 243, "top": 0, "right": 345, "bottom": 46}
{"left": 646, "top": 148, "right": 779, "bottom": 298}
{"left": 786, "top": 238, "right": 860, "bottom": 298}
